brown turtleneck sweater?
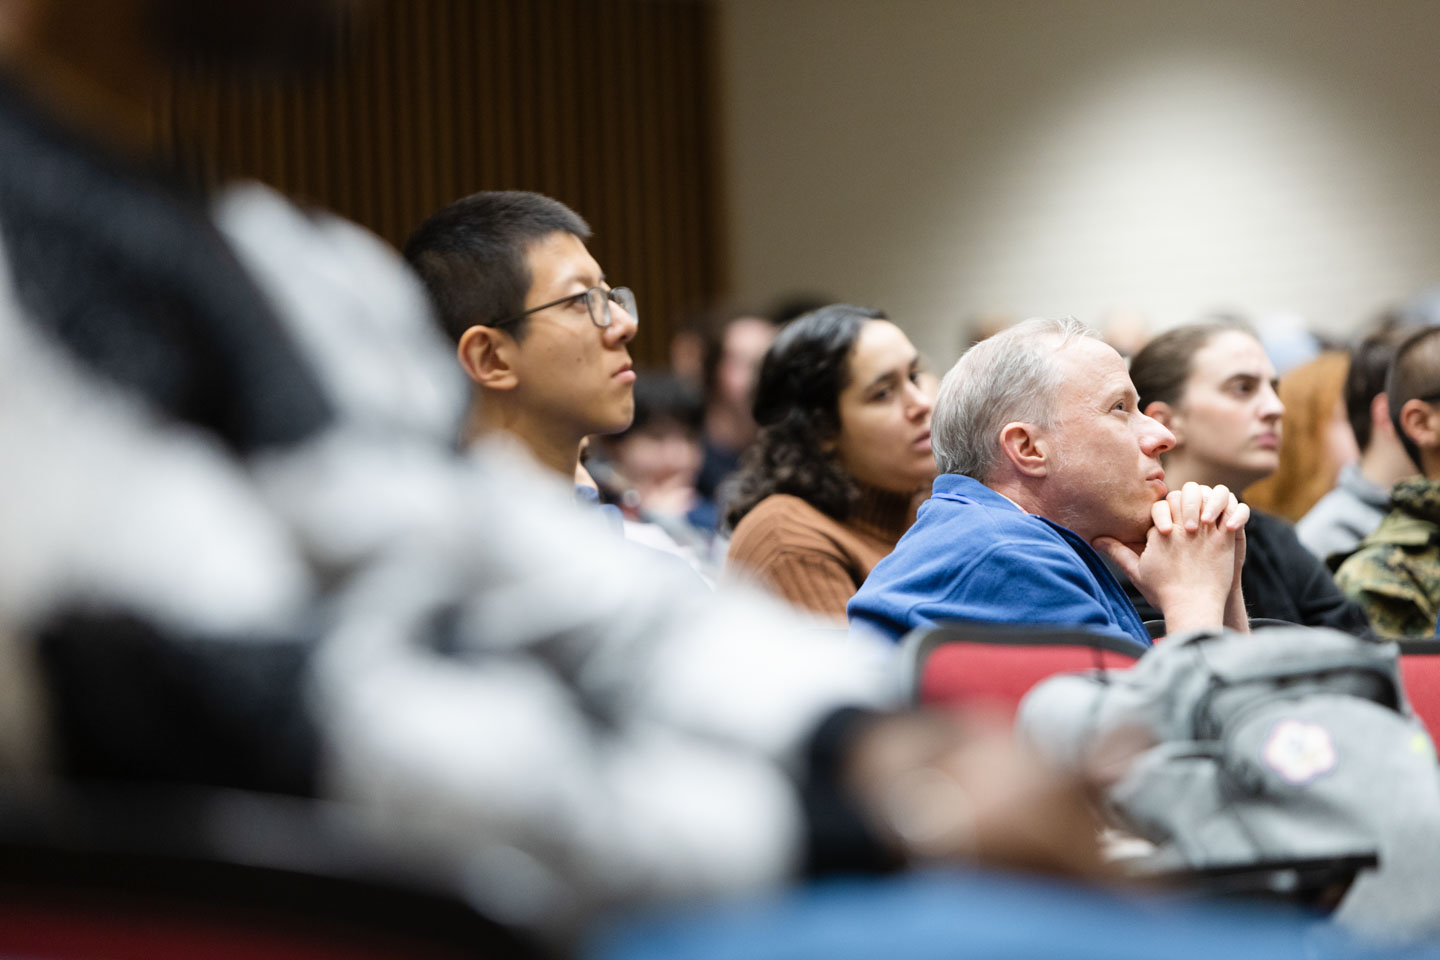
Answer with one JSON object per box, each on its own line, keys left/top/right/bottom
{"left": 725, "top": 487, "right": 916, "bottom": 619}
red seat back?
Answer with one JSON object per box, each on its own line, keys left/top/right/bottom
{"left": 1399, "top": 642, "right": 1440, "bottom": 745}
{"left": 901, "top": 623, "right": 1141, "bottom": 719}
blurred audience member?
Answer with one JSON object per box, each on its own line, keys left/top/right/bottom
{"left": 1336, "top": 328, "right": 1440, "bottom": 639}
{"left": 695, "top": 310, "right": 777, "bottom": 506}
{"left": 590, "top": 372, "right": 725, "bottom": 574}
{"left": 965, "top": 310, "right": 1018, "bottom": 347}
{"left": 727, "top": 305, "right": 935, "bottom": 619}
{"left": 1298, "top": 324, "right": 1422, "bottom": 569}
{"left": 1124, "top": 321, "right": 1371, "bottom": 635}
{"left": 1097, "top": 306, "right": 1151, "bottom": 360}
{"left": 1244, "top": 352, "right": 1357, "bottom": 522}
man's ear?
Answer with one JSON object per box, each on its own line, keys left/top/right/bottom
{"left": 998, "top": 421, "right": 1051, "bottom": 478}
{"left": 457, "top": 325, "right": 520, "bottom": 391}
{"left": 1398, "top": 398, "right": 1440, "bottom": 449}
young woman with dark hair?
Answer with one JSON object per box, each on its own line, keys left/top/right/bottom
{"left": 724, "top": 305, "right": 936, "bottom": 618}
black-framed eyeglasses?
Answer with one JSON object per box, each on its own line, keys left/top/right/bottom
{"left": 492, "top": 286, "right": 637, "bottom": 330}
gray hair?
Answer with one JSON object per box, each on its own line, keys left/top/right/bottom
{"left": 932, "top": 317, "right": 1098, "bottom": 481}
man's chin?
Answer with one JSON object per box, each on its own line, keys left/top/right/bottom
{"left": 1115, "top": 516, "right": 1156, "bottom": 546}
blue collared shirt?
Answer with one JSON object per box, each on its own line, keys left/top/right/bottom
{"left": 847, "top": 474, "right": 1151, "bottom": 649}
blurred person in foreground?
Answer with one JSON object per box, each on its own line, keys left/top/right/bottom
{"left": 0, "top": 0, "right": 1113, "bottom": 946}
{"left": 849, "top": 318, "right": 1249, "bottom": 647}
{"left": 1299, "top": 324, "right": 1423, "bottom": 569}
{"left": 724, "top": 305, "right": 935, "bottom": 620}
{"left": 1121, "top": 321, "right": 1371, "bottom": 636}
{"left": 1336, "top": 327, "right": 1440, "bottom": 639}
{"left": 1243, "top": 351, "right": 1358, "bottom": 523}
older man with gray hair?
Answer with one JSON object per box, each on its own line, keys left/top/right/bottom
{"left": 848, "top": 318, "right": 1249, "bottom": 647}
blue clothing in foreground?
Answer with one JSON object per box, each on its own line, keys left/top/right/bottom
{"left": 847, "top": 474, "right": 1151, "bottom": 648}
{"left": 591, "top": 868, "right": 1409, "bottom": 960}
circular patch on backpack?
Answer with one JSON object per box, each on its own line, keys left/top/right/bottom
{"left": 1261, "top": 720, "right": 1336, "bottom": 785}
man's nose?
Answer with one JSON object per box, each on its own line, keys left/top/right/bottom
{"left": 1139, "top": 414, "right": 1175, "bottom": 456}
{"left": 605, "top": 299, "right": 638, "bottom": 346}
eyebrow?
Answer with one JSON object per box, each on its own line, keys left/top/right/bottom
{"left": 1221, "top": 372, "right": 1276, "bottom": 389}
{"left": 556, "top": 270, "right": 606, "bottom": 290}
{"left": 862, "top": 355, "right": 921, "bottom": 392}
{"left": 1104, "top": 384, "right": 1135, "bottom": 406}
{"left": 864, "top": 370, "right": 901, "bottom": 392}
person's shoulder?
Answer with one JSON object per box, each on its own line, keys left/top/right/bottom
{"left": 1359, "top": 507, "right": 1437, "bottom": 551}
{"left": 729, "top": 494, "right": 840, "bottom": 556}
{"left": 1295, "top": 486, "right": 1362, "bottom": 547}
{"left": 1296, "top": 486, "right": 1346, "bottom": 528}
{"left": 915, "top": 483, "right": 1031, "bottom": 532}
{"left": 1244, "top": 506, "right": 1310, "bottom": 551}
{"left": 1334, "top": 533, "right": 1421, "bottom": 592}
{"left": 1245, "top": 507, "right": 1292, "bottom": 534}
{"left": 733, "top": 493, "right": 833, "bottom": 531}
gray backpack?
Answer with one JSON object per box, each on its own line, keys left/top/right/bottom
{"left": 1018, "top": 626, "right": 1440, "bottom": 939}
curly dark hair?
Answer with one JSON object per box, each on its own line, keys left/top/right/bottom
{"left": 724, "top": 304, "right": 885, "bottom": 529}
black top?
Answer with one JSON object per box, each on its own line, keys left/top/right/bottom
{"left": 1115, "top": 509, "right": 1374, "bottom": 638}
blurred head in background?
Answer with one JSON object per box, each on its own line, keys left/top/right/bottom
{"left": 598, "top": 372, "right": 707, "bottom": 521}
{"left": 689, "top": 309, "right": 777, "bottom": 501}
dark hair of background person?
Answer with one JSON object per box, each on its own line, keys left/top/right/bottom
{"left": 1387, "top": 326, "right": 1440, "bottom": 471}
{"left": 403, "top": 190, "right": 590, "bottom": 344}
{"left": 623, "top": 371, "right": 705, "bottom": 438}
{"left": 1346, "top": 316, "right": 1422, "bottom": 453}
{"left": 1128, "top": 314, "right": 1257, "bottom": 411}
{"left": 725, "top": 304, "right": 886, "bottom": 529}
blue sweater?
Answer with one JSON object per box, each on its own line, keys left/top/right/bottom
{"left": 847, "top": 474, "right": 1151, "bottom": 649}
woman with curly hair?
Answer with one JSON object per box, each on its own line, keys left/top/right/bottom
{"left": 724, "top": 305, "right": 936, "bottom": 618}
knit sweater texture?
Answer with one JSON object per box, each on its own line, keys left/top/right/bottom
{"left": 726, "top": 487, "right": 914, "bottom": 618}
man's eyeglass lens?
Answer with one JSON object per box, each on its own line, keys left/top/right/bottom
{"left": 588, "top": 286, "right": 636, "bottom": 328}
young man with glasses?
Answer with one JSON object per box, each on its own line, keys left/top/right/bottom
{"left": 405, "top": 190, "right": 639, "bottom": 484}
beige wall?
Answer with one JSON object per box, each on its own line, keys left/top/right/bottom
{"left": 718, "top": 0, "right": 1440, "bottom": 366}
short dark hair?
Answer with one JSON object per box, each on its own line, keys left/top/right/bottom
{"left": 725, "top": 304, "right": 884, "bottom": 529}
{"left": 1128, "top": 315, "right": 1256, "bottom": 411}
{"left": 403, "top": 191, "right": 590, "bottom": 343}
{"left": 1387, "top": 326, "right": 1440, "bottom": 469}
{"left": 1345, "top": 321, "right": 1420, "bottom": 453}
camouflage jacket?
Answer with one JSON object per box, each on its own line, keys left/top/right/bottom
{"left": 1334, "top": 476, "right": 1440, "bottom": 640}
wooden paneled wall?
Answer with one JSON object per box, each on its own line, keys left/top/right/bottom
{"left": 156, "top": 0, "right": 724, "bottom": 366}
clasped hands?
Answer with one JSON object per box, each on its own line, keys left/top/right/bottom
{"left": 1094, "top": 481, "right": 1249, "bottom": 635}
